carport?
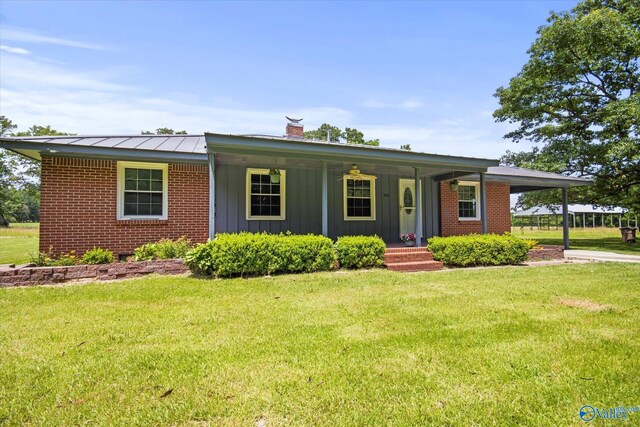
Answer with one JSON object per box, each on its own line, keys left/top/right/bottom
{"left": 460, "top": 166, "right": 593, "bottom": 249}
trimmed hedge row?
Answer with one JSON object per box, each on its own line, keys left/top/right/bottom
{"left": 335, "top": 235, "right": 386, "bottom": 269}
{"left": 427, "top": 233, "right": 530, "bottom": 267}
{"left": 185, "top": 233, "right": 387, "bottom": 277}
{"left": 185, "top": 233, "right": 337, "bottom": 277}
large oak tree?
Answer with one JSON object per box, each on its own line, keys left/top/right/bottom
{"left": 494, "top": 0, "right": 639, "bottom": 213}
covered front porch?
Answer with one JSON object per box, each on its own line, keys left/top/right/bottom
{"left": 204, "top": 132, "right": 500, "bottom": 247}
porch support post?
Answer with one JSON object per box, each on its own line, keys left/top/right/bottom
{"left": 208, "top": 152, "right": 216, "bottom": 240}
{"left": 414, "top": 167, "right": 423, "bottom": 247}
{"left": 322, "top": 161, "right": 328, "bottom": 237}
{"left": 480, "top": 172, "right": 487, "bottom": 234}
{"left": 562, "top": 187, "right": 569, "bottom": 250}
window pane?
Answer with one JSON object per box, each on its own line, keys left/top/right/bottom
{"left": 125, "top": 168, "right": 137, "bottom": 180}
{"left": 124, "top": 192, "right": 137, "bottom": 204}
{"left": 151, "top": 169, "right": 163, "bottom": 180}
{"left": 345, "top": 177, "right": 374, "bottom": 218}
{"left": 151, "top": 193, "right": 162, "bottom": 204}
{"left": 138, "top": 180, "right": 150, "bottom": 191}
{"left": 138, "top": 169, "right": 150, "bottom": 180}
{"left": 124, "top": 204, "right": 137, "bottom": 216}
{"left": 125, "top": 180, "right": 137, "bottom": 191}
{"left": 459, "top": 201, "right": 477, "bottom": 218}
{"left": 151, "top": 204, "right": 163, "bottom": 216}
{"left": 248, "top": 173, "right": 283, "bottom": 217}
{"left": 138, "top": 193, "right": 150, "bottom": 204}
{"left": 459, "top": 186, "right": 476, "bottom": 201}
{"left": 151, "top": 181, "right": 163, "bottom": 191}
{"left": 138, "top": 204, "right": 151, "bottom": 215}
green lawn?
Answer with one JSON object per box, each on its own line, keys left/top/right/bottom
{"left": 0, "top": 222, "right": 39, "bottom": 265}
{"left": 512, "top": 226, "right": 639, "bottom": 255}
{"left": 2, "top": 265, "right": 639, "bottom": 425}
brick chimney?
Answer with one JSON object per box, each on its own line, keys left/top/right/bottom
{"left": 285, "top": 117, "right": 304, "bottom": 139}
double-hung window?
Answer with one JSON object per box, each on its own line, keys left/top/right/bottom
{"left": 246, "top": 168, "right": 286, "bottom": 220}
{"left": 458, "top": 182, "right": 480, "bottom": 220}
{"left": 117, "top": 162, "right": 168, "bottom": 220}
{"left": 343, "top": 175, "right": 376, "bottom": 220}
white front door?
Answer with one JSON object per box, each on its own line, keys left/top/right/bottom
{"left": 399, "top": 179, "right": 416, "bottom": 237}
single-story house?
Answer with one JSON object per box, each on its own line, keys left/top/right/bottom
{"left": 0, "top": 119, "right": 591, "bottom": 257}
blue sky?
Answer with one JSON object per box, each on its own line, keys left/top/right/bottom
{"left": 0, "top": 0, "right": 578, "bottom": 159}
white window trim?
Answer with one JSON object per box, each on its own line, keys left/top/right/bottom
{"left": 457, "top": 181, "right": 481, "bottom": 221}
{"left": 117, "top": 161, "right": 169, "bottom": 220}
{"left": 343, "top": 174, "right": 377, "bottom": 221}
{"left": 246, "top": 168, "right": 286, "bottom": 221}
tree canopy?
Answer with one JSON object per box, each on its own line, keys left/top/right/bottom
{"left": 304, "top": 123, "right": 380, "bottom": 146}
{"left": 494, "top": 0, "right": 639, "bottom": 213}
{"left": 0, "top": 116, "right": 70, "bottom": 225}
{"left": 142, "top": 128, "right": 188, "bottom": 135}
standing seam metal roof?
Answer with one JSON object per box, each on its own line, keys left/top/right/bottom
{"left": 1, "top": 135, "right": 208, "bottom": 154}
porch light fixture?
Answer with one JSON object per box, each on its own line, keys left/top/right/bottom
{"left": 449, "top": 179, "right": 459, "bottom": 192}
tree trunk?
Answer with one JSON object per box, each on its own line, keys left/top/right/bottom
{"left": 0, "top": 212, "right": 9, "bottom": 227}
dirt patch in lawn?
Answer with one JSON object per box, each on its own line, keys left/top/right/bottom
{"left": 559, "top": 298, "right": 612, "bottom": 312}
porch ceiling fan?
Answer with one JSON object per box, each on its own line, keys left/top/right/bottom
{"left": 338, "top": 164, "right": 366, "bottom": 181}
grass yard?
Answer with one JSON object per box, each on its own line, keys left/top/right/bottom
{"left": 1, "top": 264, "right": 639, "bottom": 426}
{"left": 512, "top": 226, "right": 639, "bottom": 255}
{"left": 0, "top": 222, "right": 39, "bottom": 265}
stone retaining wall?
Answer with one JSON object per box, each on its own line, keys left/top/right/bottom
{"left": 0, "top": 259, "right": 188, "bottom": 288}
{"left": 527, "top": 245, "right": 564, "bottom": 261}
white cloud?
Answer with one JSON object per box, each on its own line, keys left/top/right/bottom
{"left": 360, "top": 98, "right": 424, "bottom": 110}
{"left": 0, "top": 44, "right": 31, "bottom": 55}
{"left": 0, "top": 46, "right": 517, "bottom": 159}
{"left": 1, "top": 27, "right": 109, "bottom": 51}
{"left": 0, "top": 52, "right": 351, "bottom": 136}
{"left": 1, "top": 55, "right": 130, "bottom": 92}
{"left": 357, "top": 118, "right": 515, "bottom": 159}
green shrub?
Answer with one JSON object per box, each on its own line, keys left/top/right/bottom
{"left": 133, "top": 237, "right": 194, "bottom": 261}
{"left": 185, "top": 232, "right": 336, "bottom": 277}
{"left": 81, "top": 247, "right": 115, "bottom": 265}
{"left": 523, "top": 238, "right": 539, "bottom": 250}
{"left": 29, "top": 248, "right": 80, "bottom": 267}
{"left": 334, "top": 235, "right": 386, "bottom": 269}
{"left": 427, "top": 233, "right": 530, "bottom": 267}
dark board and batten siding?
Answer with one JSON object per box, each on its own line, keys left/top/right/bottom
{"left": 215, "top": 164, "right": 322, "bottom": 236}
{"left": 215, "top": 164, "right": 437, "bottom": 243}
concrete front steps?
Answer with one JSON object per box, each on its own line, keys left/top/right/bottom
{"left": 384, "top": 247, "right": 444, "bottom": 272}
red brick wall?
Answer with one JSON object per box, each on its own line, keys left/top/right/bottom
{"left": 40, "top": 157, "right": 209, "bottom": 256}
{"left": 439, "top": 181, "right": 511, "bottom": 236}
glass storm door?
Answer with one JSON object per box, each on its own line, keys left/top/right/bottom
{"left": 399, "top": 179, "right": 416, "bottom": 236}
